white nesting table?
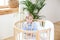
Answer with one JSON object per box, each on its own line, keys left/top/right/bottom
{"left": 37, "top": 20, "right": 54, "bottom": 40}
{"left": 14, "top": 20, "right": 54, "bottom": 40}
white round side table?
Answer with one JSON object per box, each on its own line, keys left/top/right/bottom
{"left": 14, "top": 20, "right": 39, "bottom": 40}
{"left": 14, "top": 20, "right": 54, "bottom": 40}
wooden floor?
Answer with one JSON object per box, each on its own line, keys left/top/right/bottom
{"left": 3, "top": 22, "right": 60, "bottom": 40}
{"left": 3, "top": 36, "right": 14, "bottom": 40}
{"left": 54, "top": 21, "right": 60, "bottom": 40}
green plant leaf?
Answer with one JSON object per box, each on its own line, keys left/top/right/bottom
{"left": 21, "top": 0, "right": 45, "bottom": 19}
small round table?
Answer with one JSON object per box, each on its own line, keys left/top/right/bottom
{"left": 14, "top": 20, "right": 39, "bottom": 40}
{"left": 14, "top": 20, "right": 54, "bottom": 40}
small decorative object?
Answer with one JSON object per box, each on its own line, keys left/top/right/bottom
{"left": 9, "top": 0, "right": 19, "bottom": 8}
{"left": 21, "top": 0, "right": 46, "bottom": 27}
{"left": 22, "top": 14, "right": 37, "bottom": 31}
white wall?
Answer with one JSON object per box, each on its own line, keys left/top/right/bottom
{"left": 0, "top": 12, "right": 20, "bottom": 39}
{"left": 40, "top": 0, "right": 60, "bottom": 23}
{"left": 55, "top": 0, "right": 60, "bottom": 22}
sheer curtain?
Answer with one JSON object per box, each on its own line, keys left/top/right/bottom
{"left": 0, "top": 0, "right": 9, "bottom": 6}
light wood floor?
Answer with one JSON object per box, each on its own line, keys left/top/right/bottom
{"left": 54, "top": 21, "right": 60, "bottom": 40}
{"left": 3, "top": 36, "right": 14, "bottom": 40}
{"left": 4, "top": 22, "right": 60, "bottom": 40}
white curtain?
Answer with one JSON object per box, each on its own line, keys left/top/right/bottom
{"left": 0, "top": 0, "right": 9, "bottom": 6}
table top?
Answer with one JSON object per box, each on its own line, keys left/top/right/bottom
{"left": 15, "top": 20, "right": 54, "bottom": 30}
{"left": 14, "top": 20, "right": 54, "bottom": 40}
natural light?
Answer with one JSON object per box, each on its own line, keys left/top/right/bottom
{"left": 0, "top": 0, "right": 9, "bottom": 6}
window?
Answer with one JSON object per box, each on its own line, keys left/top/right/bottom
{"left": 0, "top": 0, "right": 9, "bottom": 6}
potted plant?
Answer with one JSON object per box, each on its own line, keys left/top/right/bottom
{"left": 21, "top": 0, "right": 46, "bottom": 26}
